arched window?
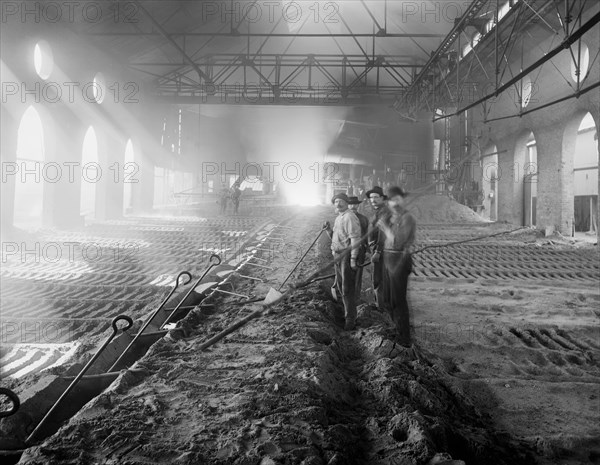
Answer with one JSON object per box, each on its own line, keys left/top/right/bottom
{"left": 571, "top": 42, "right": 590, "bottom": 84}
{"left": 14, "top": 106, "right": 45, "bottom": 228}
{"left": 573, "top": 113, "right": 598, "bottom": 232}
{"left": 520, "top": 76, "right": 533, "bottom": 109}
{"left": 93, "top": 72, "right": 105, "bottom": 104}
{"left": 34, "top": 40, "right": 53, "bottom": 80}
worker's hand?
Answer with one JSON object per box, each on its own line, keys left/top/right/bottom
{"left": 371, "top": 252, "right": 381, "bottom": 263}
{"left": 350, "top": 258, "right": 358, "bottom": 271}
{"left": 322, "top": 221, "right": 331, "bottom": 231}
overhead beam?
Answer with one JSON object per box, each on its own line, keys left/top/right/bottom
{"left": 84, "top": 32, "right": 446, "bottom": 38}
{"left": 153, "top": 95, "right": 397, "bottom": 106}
{"left": 131, "top": 50, "right": 425, "bottom": 100}
{"left": 360, "top": 0, "right": 384, "bottom": 33}
{"left": 443, "top": 10, "right": 600, "bottom": 118}
{"left": 131, "top": 61, "right": 423, "bottom": 68}
{"left": 132, "top": 0, "right": 213, "bottom": 85}
{"left": 403, "top": 0, "right": 566, "bottom": 112}
{"left": 483, "top": 80, "right": 600, "bottom": 122}
{"left": 407, "top": 0, "right": 489, "bottom": 93}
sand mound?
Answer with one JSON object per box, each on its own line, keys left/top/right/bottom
{"left": 406, "top": 194, "right": 488, "bottom": 224}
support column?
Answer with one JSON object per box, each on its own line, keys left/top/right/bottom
{"left": 42, "top": 107, "right": 87, "bottom": 229}
{"left": 448, "top": 114, "right": 464, "bottom": 166}
{"left": 1, "top": 107, "right": 19, "bottom": 235}
{"left": 479, "top": 145, "right": 499, "bottom": 222}
{"left": 412, "top": 111, "right": 435, "bottom": 191}
{"left": 535, "top": 121, "right": 575, "bottom": 236}
{"left": 495, "top": 136, "right": 525, "bottom": 226}
{"left": 133, "top": 139, "right": 157, "bottom": 215}
{"left": 128, "top": 100, "right": 170, "bottom": 215}
{"left": 349, "top": 164, "right": 357, "bottom": 180}
{"left": 95, "top": 136, "right": 126, "bottom": 221}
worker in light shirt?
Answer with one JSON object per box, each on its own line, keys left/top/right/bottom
{"left": 327, "top": 193, "right": 362, "bottom": 331}
{"left": 347, "top": 196, "right": 369, "bottom": 302}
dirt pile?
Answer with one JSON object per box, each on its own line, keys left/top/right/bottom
{"left": 18, "top": 290, "right": 531, "bottom": 465}
{"left": 406, "top": 195, "right": 488, "bottom": 224}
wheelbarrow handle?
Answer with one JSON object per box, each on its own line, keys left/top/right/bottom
{"left": 161, "top": 254, "right": 222, "bottom": 328}
{"left": 27, "top": 314, "right": 132, "bottom": 445}
{"left": 208, "top": 254, "right": 222, "bottom": 266}
{"left": 0, "top": 388, "right": 20, "bottom": 418}
{"left": 111, "top": 315, "right": 134, "bottom": 333}
{"left": 109, "top": 270, "right": 192, "bottom": 372}
{"left": 176, "top": 271, "right": 194, "bottom": 287}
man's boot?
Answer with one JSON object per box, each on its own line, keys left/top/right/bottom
{"left": 343, "top": 295, "right": 357, "bottom": 330}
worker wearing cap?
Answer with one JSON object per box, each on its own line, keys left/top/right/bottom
{"left": 329, "top": 192, "right": 361, "bottom": 330}
{"left": 379, "top": 186, "right": 416, "bottom": 347}
{"left": 347, "top": 196, "right": 369, "bottom": 302}
{"left": 365, "top": 186, "right": 389, "bottom": 311}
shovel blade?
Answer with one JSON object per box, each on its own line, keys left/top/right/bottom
{"left": 263, "top": 287, "right": 284, "bottom": 305}
{"left": 331, "top": 286, "right": 338, "bottom": 302}
{"left": 194, "top": 282, "right": 218, "bottom": 294}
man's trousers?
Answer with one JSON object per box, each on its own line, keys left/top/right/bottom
{"left": 334, "top": 252, "right": 357, "bottom": 326}
{"left": 382, "top": 251, "right": 413, "bottom": 346}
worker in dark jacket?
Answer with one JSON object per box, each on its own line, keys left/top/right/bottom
{"left": 329, "top": 193, "right": 361, "bottom": 330}
{"left": 348, "top": 196, "right": 369, "bottom": 302}
{"left": 230, "top": 183, "right": 242, "bottom": 215}
{"left": 365, "top": 186, "right": 389, "bottom": 311}
{"left": 379, "top": 186, "right": 416, "bottom": 347}
{"left": 219, "top": 186, "right": 229, "bottom": 214}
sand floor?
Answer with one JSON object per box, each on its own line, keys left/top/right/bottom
{"left": 11, "top": 204, "right": 600, "bottom": 465}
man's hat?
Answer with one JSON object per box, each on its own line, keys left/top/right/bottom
{"left": 366, "top": 186, "right": 386, "bottom": 199}
{"left": 347, "top": 196, "right": 361, "bottom": 205}
{"left": 331, "top": 192, "right": 350, "bottom": 204}
{"left": 387, "top": 186, "right": 407, "bottom": 198}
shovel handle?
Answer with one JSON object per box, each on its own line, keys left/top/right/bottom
{"left": 278, "top": 228, "right": 326, "bottom": 291}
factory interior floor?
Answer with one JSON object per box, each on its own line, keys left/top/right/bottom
{"left": 1, "top": 199, "right": 598, "bottom": 465}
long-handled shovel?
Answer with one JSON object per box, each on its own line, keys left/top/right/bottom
{"left": 196, "top": 258, "right": 361, "bottom": 350}
{"left": 239, "top": 224, "right": 330, "bottom": 307}
{"left": 196, "top": 226, "right": 373, "bottom": 350}
{"left": 277, "top": 223, "right": 329, "bottom": 292}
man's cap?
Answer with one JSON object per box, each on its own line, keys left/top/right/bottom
{"left": 366, "top": 186, "right": 386, "bottom": 199}
{"left": 331, "top": 192, "right": 350, "bottom": 204}
{"left": 387, "top": 186, "right": 408, "bottom": 198}
{"left": 347, "top": 196, "right": 361, "bottom": 205}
